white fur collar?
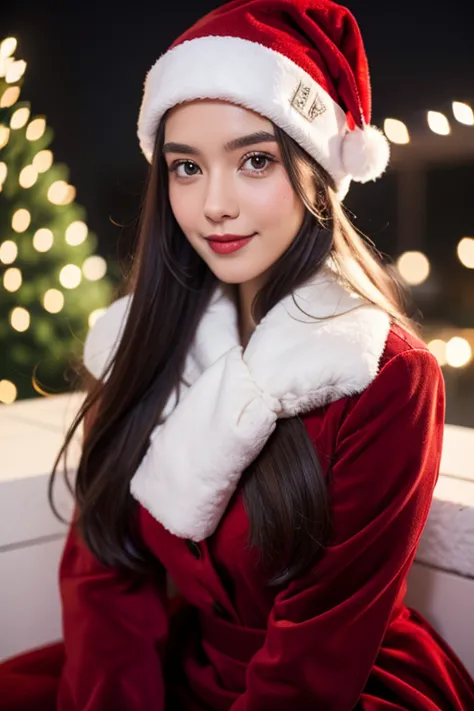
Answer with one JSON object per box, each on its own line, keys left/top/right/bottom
{"left": 83, "top": 264, "right": 391, "bottom": 540}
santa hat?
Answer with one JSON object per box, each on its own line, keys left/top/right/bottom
{"left": 137, "top": 0, "right": 390, "bottom": 200}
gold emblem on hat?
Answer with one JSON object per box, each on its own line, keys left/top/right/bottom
{"left": 291, "top": 81, "right": 326, "bottom": 122}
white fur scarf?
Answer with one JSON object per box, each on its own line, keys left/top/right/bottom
{"left": 83, "top": 265, "right": 391, "bottom": 541}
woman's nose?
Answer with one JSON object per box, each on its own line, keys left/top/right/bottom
{"left": 203, "top": 173, "right": 239, "bottom": 222}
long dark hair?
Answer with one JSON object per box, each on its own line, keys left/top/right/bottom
{"left": 49, "top": 113, "right": 420, "bottom": 587}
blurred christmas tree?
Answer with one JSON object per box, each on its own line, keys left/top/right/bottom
{"left": 0, "top": 36, "right": 114, "bottom": 404}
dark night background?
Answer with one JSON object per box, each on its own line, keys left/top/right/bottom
{"left": 2, "top": 1, "right": 473, "bottom": 267}
{"left": 1, "top": 1, "right": 474, "bottom": 422}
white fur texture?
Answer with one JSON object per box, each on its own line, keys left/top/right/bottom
{"left": 341, "top": 124, "right": 391, "bottom": 183}
{"left": 137, "top": 36, "right": 360, "bottom": 200}
{"left": 131, "top": 347, "right": 280, "bottom": 540}
{"left": 416, "top": 474, "right": 474, "bottom": 578}
{"left": 83, "top": 297, "right": 132, "bottom": 384}
{"left": 83, "top": 266, "right": 391, "bottom": 540}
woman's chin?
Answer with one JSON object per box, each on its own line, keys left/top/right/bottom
{"left": 207, "top": 260, "right": 266, "bottom": 285}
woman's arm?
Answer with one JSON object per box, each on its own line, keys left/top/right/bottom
{"left": 229, "top": 348, "right": 445, "bottom": 710}
{"left": 57, "top": 380, "right": 169, "bottom": 711}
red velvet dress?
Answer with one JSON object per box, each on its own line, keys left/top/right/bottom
{"left": 1, "top": 325, "right": 474, "bottom": 710}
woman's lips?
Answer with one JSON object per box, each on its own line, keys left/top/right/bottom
{"left": 206, "top": 234, "right": 256, "bottom": 255}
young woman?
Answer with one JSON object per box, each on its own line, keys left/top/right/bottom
{"left": 2, "top": 1, "right": 474, "bottom": 709}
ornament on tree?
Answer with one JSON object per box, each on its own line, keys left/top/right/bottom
{"left": 0, "top": 36, "right": 113, "bottom": 403}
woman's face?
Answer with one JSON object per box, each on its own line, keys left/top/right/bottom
{"left": 163, "top": 100, "right": 307, "bottom": 286}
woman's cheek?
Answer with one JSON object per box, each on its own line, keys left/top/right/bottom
{"left": 169, "top": 186, "right": 194, "bottom": 233}
{"left": 248, "top": 174, "right": 295, "bottom": 218}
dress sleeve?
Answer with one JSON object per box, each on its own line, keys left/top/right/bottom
{"left": 57, "top": 378, "right": 169, "bottom": 710}
{"left": 230, "top": 348, "right": 445, "bottom": 711}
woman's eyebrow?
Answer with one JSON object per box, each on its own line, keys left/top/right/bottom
{"left": 162, "top": 131, "right": 277, "bottom": 156}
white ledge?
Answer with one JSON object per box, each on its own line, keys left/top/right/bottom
{"left": 1, "top": 393, "right": 473, "bottom": 577}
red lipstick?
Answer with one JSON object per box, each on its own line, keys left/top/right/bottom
{"left": 205, "top": 233, "right": 256, "bottom": 255}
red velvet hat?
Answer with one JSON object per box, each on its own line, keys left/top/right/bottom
{"left": 137, "top": 0, "right": 390, "bottom": 199}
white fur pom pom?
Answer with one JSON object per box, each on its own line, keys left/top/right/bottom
{"left": 341, "top": 124, "right": 390, "bottom": 183}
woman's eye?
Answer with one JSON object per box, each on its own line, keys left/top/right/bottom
{"left": 172, "top": 161, "right": 200, "bottom": 177}
{"left": 242, "top": 153, "right": 273, "bottom": 173}
{"left": 169, "top": 154, "right": 274, "bottom": 178}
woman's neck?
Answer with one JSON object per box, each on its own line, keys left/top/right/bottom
{"left": 238, "top": 277, "right": 261, "bottom": 349}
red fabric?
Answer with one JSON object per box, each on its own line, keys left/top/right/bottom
{"left": 0, "top": 643, "right": 64, "bottom": 711}
{"left": 56, "top": 519, "right": 169, "bottom": 709}
{"left": 170, "top": 0, "right": 371, "bottom": 128}
{"left": 1, "top": 326, "right": 474, "bottom": 710}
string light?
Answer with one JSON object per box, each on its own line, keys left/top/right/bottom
{"left": 0, "top": 36, "right": 113, "bottom": 401}
{"left": 382, "top": 102, "right": 473, "bottom": 377}
{"left": 452, "top": 101, "right": 474, "bottom": 126}
{"left": 48, "top": 180, "right": 75, "bottom": 205}
{"left": 0, "top": 37, "right": 17, "bottom": 58}
{"left": 3, "top": 267, "right": 22, "bottom": 292}
{"left": 43, "top": 288, "right": 64, "bottom": 313}
{"left": 383, "top": 118, "right": 410, "bottom": 145}
{"left": 0, "top": 125, "right": 10, "bottom": 149}
{"left": 59, "top": 264, "right": 82, "bottom": 289}
{"left": 6, "top": 60, "right": 26, "bottom": 83}
{"left": 0, "top": 380, "right": 17, "bottom": 405}
{"left": 32, "top": 149, "right": 53, "bottom": 173}
{"left": 10, "top": 106, "right": 30, "bottom": 130}
{"left": 82, "top": 255, "right": 107, "bottom": 281}
{"left": 0, "top": 161, "right": 7, "bottom": 190}
{"left": 396, "top": 251, "right": 430, "bottom": 286}
{"left": 26, "top": 118, "right": 46, "bottom": 141}
{"left": 386, "top": 101, "right": 474, "bottom": 139}
{"left": 446, "top": 337, "right": 472, "bottom": 368}
{"left": 0, "top": 240, "right": 18, "bottom": 264}
{"left": 65, "top": 220, "right": 88, "bottom": 245}
{"left": 0, "top": 56, "right": 14, "bottom": 80}
{"left": 427, "top": 111, "right": 450, "bottom": 136}
{"left": 19, "top": 165, "right": 38, "bottom": 188}
{"left": 457, "top": 237, "right": 474, "bottom": 269}
{"left": 427, "top": 339, "right": 447, "bottom": 367}
{"left": 1, "top": 85, "right": 20, "bottom": 108}
{"left": 10, "top": 307, "right": 30, "bottom": 332}
{"left": 62, "top": 185, "right": 76, "bottom": 204}
{"left": 33, "top": 228, "right": 54, "bottom": 252}
{"left": 12, "top": 208, "right": 31, "bottom": 233}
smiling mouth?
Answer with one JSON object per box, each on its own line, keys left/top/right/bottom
{"left": 205, "top": 233, "right": 256, "bottom": 243}
{"left": 206, "top": 234, "right": 256, "bottom": 255}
